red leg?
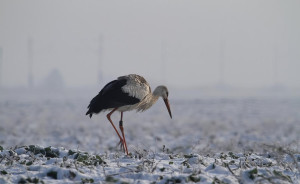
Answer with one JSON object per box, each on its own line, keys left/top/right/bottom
{"left": 106, "top": 108, "right": 125, "bottom": 152}
{"left": 119, "top": 112, "right": 128, "bottom": 155}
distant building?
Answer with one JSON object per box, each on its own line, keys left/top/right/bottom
{"left": 42, "top": 69, "right": 65, "bottom": 90}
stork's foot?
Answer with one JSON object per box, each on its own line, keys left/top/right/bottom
{"left": 117, "top": 138, "right": 126, "bottom": 153}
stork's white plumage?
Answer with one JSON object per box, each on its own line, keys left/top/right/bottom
{"left": 86, "top": 74, "right": 172, "bottom": 155}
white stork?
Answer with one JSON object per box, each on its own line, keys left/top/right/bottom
{"left": 86, "top": 74, "right": 172, "bottom": 155}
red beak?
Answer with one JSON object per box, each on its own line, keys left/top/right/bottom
{"left": 163, "top": 98, "right": 172, "bottom": 119}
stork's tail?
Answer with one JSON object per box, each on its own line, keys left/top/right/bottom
{"left": 86, "top": 94, "right": 104, "bottom": 118}
{"left": 86, "top": 110, "right": 93, "bottom": 118}
{"left": 86, "top": 103, "right": 104, "bottom": 118}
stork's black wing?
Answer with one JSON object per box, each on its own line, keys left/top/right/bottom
{"left": 86, "top": 79, "right": 140, "bottom": 118}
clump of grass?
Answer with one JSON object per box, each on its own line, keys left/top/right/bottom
{"left": 25, "top": 145, "right": 59, "bottom": 158}
{"left": 212, "top": 177, "right": 227, "bottom": 184}
{"left": 69, "top": 171, "right": 76, "bottom": 179}
{"left": 164, "top": 176, "right": 182, "bottom": 183}
{"left": 68, "top": 150, "right": 77, "bottom": 156}
{"left": 159, "top": 167, "right": 165, "bottom": 172}
{"left": 25, "top": 145, "right": 45, "bottom": 155}
{"left": 81, "top": 177, "right": 94, "bottom": 183}
{"left": 1, "top": 170, "right": 8, "bottom": 175}
{"left": 181, "top": 160, "right": 191, "bottom": 168}
{"left": 184, "top": 154, "right": 195, "bottom": 159}
{"left": 228, "top": 152, "right": 239, "bottom": 159}
{"left": 44, "top": 147, "right": 59, "bottom": 158}
{"left": 187, "top": 174, "right": 201, "bottom": 183}
{"left": 47, "top": 170, "right": 58, "bottom": 179}
{"left": 273, "top": 170, "right": 292, "bottom": 183}
{"left": 26, "top": 161, "right": 33, "bottom": 166}
{"left": 248, "top": 168, "right": 258, "bottom": 180}
{"left": 74, "top": 153, "right": 106, "bottom": 166}
{"left": 18, "top": 177, "right": 44, "bottom": 184}
{"left": 105, "top": 176, "right": 118, "bottom": 182}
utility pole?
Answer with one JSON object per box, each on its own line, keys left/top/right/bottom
{"left": 161, "top": 40, "right": 167, "bottom": 84}
{"left": 273, "top": 45, "right": 279, "bottom": 86}
{"left": 0, "top": 47, "right": 2, "bottom": 88}
{"left": 219, "top": 38, "right": 225, "bottom": 85}
{"left": 28, "top": 37, "right": 34, "bottom": 88}
{"left": 98, "top": 35, "right": 103, "bottom": 85}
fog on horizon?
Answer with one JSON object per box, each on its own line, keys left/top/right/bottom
{"left": 0, "top": 0, "right": 300, "bottom": 92}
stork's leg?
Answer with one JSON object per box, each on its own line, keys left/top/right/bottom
{"left": 119, "top": 112, "right": 128, "bottom": 155}
{"left": 106, "top": 108, "right": 125, "bottom": 152}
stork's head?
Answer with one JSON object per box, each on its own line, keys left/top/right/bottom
{"left": 153, "top": 85, "right": 172, "bottom": 119}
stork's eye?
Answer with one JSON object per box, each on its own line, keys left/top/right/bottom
{"left": 166, "top": 92, "right": 169, "bottom": 97}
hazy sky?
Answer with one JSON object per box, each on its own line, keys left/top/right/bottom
{"left": 0, "top": 0, "right": 299, "bottom": 88}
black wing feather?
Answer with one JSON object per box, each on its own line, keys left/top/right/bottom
{"left": 86, "top": 79, "right": 140, "bottom": 118}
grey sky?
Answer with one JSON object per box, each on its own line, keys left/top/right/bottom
{"left": 0, "top": 0, "right": 299, "bottom": 88}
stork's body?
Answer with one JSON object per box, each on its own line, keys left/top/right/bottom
{"left": 86, "top": 74, "right": 172, "bottom": 155}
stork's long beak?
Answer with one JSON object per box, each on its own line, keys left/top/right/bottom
{"left": 163, "top": 98, "right": 172, "bottom": 119}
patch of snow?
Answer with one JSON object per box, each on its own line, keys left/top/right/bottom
{"left": 0, "top": 92, "right": 299, "bottom": 183}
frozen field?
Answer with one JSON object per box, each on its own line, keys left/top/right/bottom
{"left": 0, "top": 90, "right": 299, "bottom": 183}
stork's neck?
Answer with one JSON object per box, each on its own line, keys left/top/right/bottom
{"left": 149, "top": 88, "right": 160, "bottom": 103}
{"left": 136, "top": 85, "right": 167, "bottom": 112}
{"left": 136, "top": 91, "right": 159, "bottom": 112}
{"left": 150, "top": 92, "right": 160, "bottom": 100}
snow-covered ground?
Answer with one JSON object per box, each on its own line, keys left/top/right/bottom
{"left": 0, "top": 90, "right": 299, "bottom": 183}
